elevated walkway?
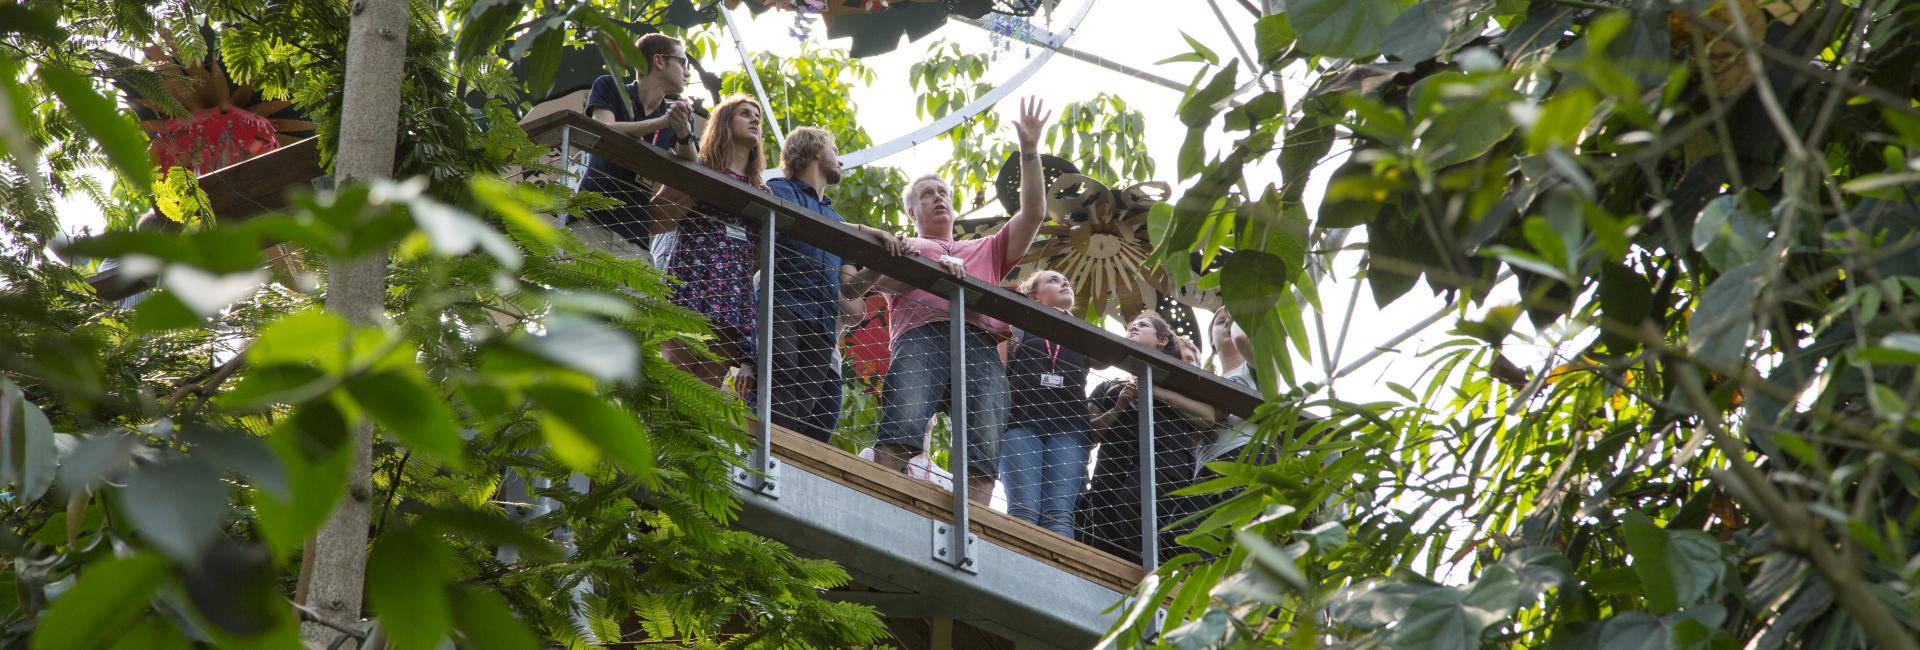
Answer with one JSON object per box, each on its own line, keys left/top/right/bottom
{"left": 84, "top": 106, "right": 1266, "bottom": 650}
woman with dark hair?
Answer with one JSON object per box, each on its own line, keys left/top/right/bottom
{"left": 653, "top": 95, "right": 767, "bottom": 388}
{"left": 1077, "top": 312, "right": 1217, "bottom": 564}
{"left": 999, "top": 270, "right": 1094, "bottom": 536}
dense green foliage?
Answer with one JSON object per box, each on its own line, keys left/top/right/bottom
{"left": 0, "top": 0, "right": 894, "bottom": 647}
{"left": 1103, "top": 0, "right": 1920, "bottom": 649}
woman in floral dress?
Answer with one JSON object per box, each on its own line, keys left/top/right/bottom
{"left": 654, "top": 95, "right": 767, "bottom": 388}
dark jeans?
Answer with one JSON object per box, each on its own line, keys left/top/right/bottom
{"left": 1077, "top": 429, "right": 1195, "bottom": 565}
{"left": 768, "top": 308, "right": 842, "bottom": 444}
{"left": 876, "top": 323, "right": 1008, "bottom": 478}
{"left": 999, "top": 423, "right": 1091, "bottom": 536}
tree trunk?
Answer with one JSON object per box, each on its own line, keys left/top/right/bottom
{"left": 302, "top": 0, "right": 407, "bottom": 646}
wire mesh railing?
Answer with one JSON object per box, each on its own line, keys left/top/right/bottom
{"left": 526, "top": 110, "right": 1263, "bottom": 578}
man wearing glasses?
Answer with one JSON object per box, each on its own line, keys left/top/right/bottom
{"left": 578, "top": 33, "right": 702, "bottom": 260}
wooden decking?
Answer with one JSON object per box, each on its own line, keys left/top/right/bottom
{"left": 767, "top": 424, "right": 1144, "bottom": 594}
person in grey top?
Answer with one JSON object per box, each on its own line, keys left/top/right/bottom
{"left": 1197, "top": 306, "right": 1259, "bottom": 473}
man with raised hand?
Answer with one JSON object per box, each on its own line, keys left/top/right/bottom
{"left": 865, "top": 97, "right": 1052, "bottom": 505}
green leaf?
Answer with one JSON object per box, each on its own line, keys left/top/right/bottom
{"left": 456, "top": 0, "right": 522, "bottom": 64}
{"left": 220, "top": 365, "right": 333, "bottom": 412}
{"left": 1621, "top": 512, "right": 1725, "bottom": 613}
{"left": 1414, "top": 77, "right": 1514, "bottom": 168}
{"left": 107, "top": 617, "right": 192, "bottom": 650}
{"left": 1177, "top": 128, "right": 1207, "bottom": 180}
{"left": 30, "top": 553, "right": 170, "bottom": 650}
{"left": 121, "top": 457, "right": 230, "bottom": 563}
{"left": 0, "top": 3, "right": 62, "bottom": 43}
{"left": 368, "top": 525, "right": 456, "bottom": 650}
{"left": 1859, "top": 333, "right": 1920, "bottom": 365}
{"left": 1454, "top": 304, "right": 1520, "bottom": 346}
{"left": 1232, "top": 531, "right": 1309, "bottom": 594}
{"left": 1393, "top": 587, "right": 1502, "bottom": 650}
{"left": 525, "top": 386, "right": 658, "bottom": 485}
{"left": 1162, "top": 607, "right": 1232, "bottom": 650}
{"left": 517, "top": 315, "right": 639, "bottom": 383}
{"left": 131, "top": 292, "right": 202, "bottom": 333}
{"left": 1334, "top": 583, "right": 1433, "bottom": 629}
{"left": 451, "top": 586, "right": 542, "bottom": 650}
{"left": 1179, "top": 60, "right": 1240, "bottom": 128}
{"left": 1220, "top": 250, "right": 1294, "bottom": 321}
{"left": 249, "top": 309, "right": 353, "bottom": 373}
{"left": 253, "top": 404, "right": 353, "bottom": 554}
{"left": 1180, "top": 31, "right": 1220, "bottom": 65}
{"left": 179, "top": 539, "right": 289, "bottom": 639}
{"left": 1254, "top": 14, "right": 1297, "bottom": 65}
{"left": 408, "top": 196, "right": 524, "bottom": 270}
{"left": 1319, "top": 160, "right": 1392, "bottom": 228}
{"left": 1291, "top": 0, "right": 1415, "bottom": 59}
{"left": 521, "top": 19, "right": 566, "bottom": 100}
{"left": 343, "top": 371, "right": 467, "bottom": 464}
{"left": 1343, "top": 95, "right": 1413, "bottom": 147}
{"left": 41, "top": 65, "right": 152, "bottom": 192}
{"left": 1599, "top": 263, "right": 1655, "bottom": 354}
{"left": 1381, "top": 0, "right": 1487, "bottom": 62}
{"left": 1528, "top": 88, "right": 1599, "bottom": 154}
{"left": 1687, "top": 263, "right": 1764, "bottom": 372}
{"left": 1280, "top": 108, "right": 1334, "bottom": 202}
{"left": 418, "top": 507, "right": 562, "bottom": 562}
{"left": 1691, "top": 194, "right": 1770, "bottom": 272}
{"left": 2, "top": 379, "right": 57, "bottom": 502}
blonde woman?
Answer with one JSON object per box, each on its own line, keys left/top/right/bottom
{"left": 998, "top": 270, "right": 1094, "bottom": 537}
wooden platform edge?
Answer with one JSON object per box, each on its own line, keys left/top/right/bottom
{"left": 761, "top": 423, "right": 1145, "bottom": 594}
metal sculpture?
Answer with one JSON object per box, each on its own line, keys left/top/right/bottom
{"left": 129, "top": 41, "right": 317, "bottom": 176}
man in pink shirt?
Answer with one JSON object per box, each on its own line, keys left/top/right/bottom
{"left": 862, "top": 98, "right": 1052, "bottom": 504}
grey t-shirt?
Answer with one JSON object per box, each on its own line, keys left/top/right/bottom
{"left": 1197, "top": 363, "right": 1259, "bottom": 473}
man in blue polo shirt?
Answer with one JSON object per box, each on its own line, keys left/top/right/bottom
{"left": 762, "top": 126, "right": 908, "bottom": 443}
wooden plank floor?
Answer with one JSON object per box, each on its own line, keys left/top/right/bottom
{"left": 763, "top": 424, "right": 1145, "bottom": 594}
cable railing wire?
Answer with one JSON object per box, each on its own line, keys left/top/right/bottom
{"left": 529, "top": 112, "right": 1264, "bottom": 573}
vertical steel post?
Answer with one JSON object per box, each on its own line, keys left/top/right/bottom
{"left": 1138, "top": 366, "right": 1157, "bottom": 572}
{"left": 948, "top": 287, "right": 970, "bottom": 568}
{"left": 752, "top": 206, "right": 776, "bottom": 494}
{"left": 1138, "top": 365, "right": 1159, "bottom": 637}
{"left": 558, "top": 126, "right": 571, "bottom": 181}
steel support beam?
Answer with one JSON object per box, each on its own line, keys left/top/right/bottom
{"left": 729, "top": 457, "right": 1121, "bottom": 649}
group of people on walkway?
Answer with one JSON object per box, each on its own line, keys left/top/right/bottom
{"left": 573, "top": 33, "right": 1261, "bottom": 564}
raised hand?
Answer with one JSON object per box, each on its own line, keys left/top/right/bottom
{"left": 1014, "top": 96, "right": 1049, "bottom": 151}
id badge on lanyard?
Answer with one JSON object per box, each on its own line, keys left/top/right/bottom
{"left": 725, "top": 223, "right": 749, "bottom": 241}
{"left": 1038, "top": 340, "right": 1065, "bottom": 388}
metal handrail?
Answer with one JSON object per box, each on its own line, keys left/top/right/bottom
{"left": 520, "top": 109, "right": 1263, "bottom": 421}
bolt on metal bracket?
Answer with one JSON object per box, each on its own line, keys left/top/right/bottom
{"left": 730, "top": 456, "right": 781, "bottom": 499}
{"left": 931, "top": 521, "right": 979, "bottom": 574}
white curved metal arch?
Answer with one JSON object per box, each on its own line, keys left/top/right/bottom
{"left": 759, "top": 0, "right": 1098, "bottom": 181}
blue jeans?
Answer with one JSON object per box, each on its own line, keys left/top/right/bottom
{"left": 999, "top": 423, "right": 1090, "bottom": 536}
{"left": 876, "top": 323, "right": 1008, "bottom": 477}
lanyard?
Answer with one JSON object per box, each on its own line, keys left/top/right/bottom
{"left": 1041, "top": 339, "right": 1061, "bottom": 371}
